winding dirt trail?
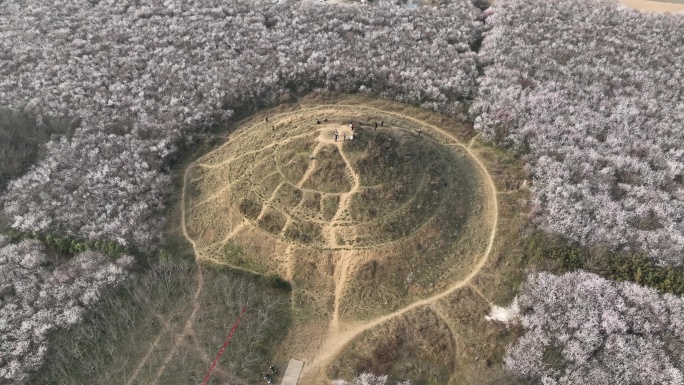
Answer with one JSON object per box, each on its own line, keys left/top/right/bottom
{"left": 126, "top": 162, "right": 210, "bottom": 385}
{"left": 162, "top": 103, "right": 500, "bottom": 384}
{"left": 125, "top": 317, "right": 172, "bottom": 385}
{"left": 327, "top": 136, "right": 363, "bottom": 330}
{"left": 296, "top": 105, "right": 499, "bottom": 384}
{"left": 150, "top": 268, "right": 204, "bottom": 385}
{"left": 432, "top": 305, "right": 461, "bottom": 378}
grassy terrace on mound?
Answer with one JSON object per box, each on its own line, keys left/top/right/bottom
{"left": 31, "top": 95, "right": 684, "bottom": 385}
{"left": 329, "top": 132, "right": 534, "bottom": 385}
{"left": 178, "top": 94, "right": 509, "bottom": 385}
{"left": 184, "top": 101, "right": 491, "bottom": 324}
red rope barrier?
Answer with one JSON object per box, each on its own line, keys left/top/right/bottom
{"left": 200, "top": 306, "right": 248, "bottom": 385}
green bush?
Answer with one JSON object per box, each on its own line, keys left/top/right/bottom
{"left": 4, "top": 229, "right": 127, "bottom": 259}
{"left": 523, "top": 230, "right": 684, "bottom": 296}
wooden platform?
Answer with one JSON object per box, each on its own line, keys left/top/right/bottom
{"left": 280, "top": 359, "right": 304, "bottom": 385}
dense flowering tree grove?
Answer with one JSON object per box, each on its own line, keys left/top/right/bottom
{"left": 3, "top": 134, "right": 169, "bottom": 246}
{"left": 333, "top": 373, "right": 412, "bottom": 385}
{"left": 507, "top": 271, "right": 684, "bottom": 384}
{"left": 0, "top": 0, "right": 482, "bottom": 380}
{"left": 3, "top": 0, "right": 684, "bottom": 381}
{"left": 0, "top": 0, "right": 483, "bottom": 247}
{"left": 472, "top": 0, "right": 684, "bottom": 265}
{"left": 0, "top": 236, "right": 133, "bottom": 383}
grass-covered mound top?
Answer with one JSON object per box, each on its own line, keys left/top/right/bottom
{"left": 184, "top": 102, "right": 491, "bottom": 325}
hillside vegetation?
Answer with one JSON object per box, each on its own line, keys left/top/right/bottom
{"left": 509, "top": 271, "right": 684, "bottom": 385}
{"left": 0, "top": 1, "right": 484, "bottom": 381}
{"left": 185, "top": 102, "right": 490, "bottom": 324}
{"left": 31, "top": 264, "right": 291, "bottom": 385}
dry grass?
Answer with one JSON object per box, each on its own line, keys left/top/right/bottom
{"left": 36, "top": 93, "right": 533, "bottom": 385}
{"left": 25, "top": 69, "right": 542, "bottom": 384}
{"left": 273, "top": 95, "right": 529, "bottom": 385}
{"left": 328, "top": 307, "right": 456, "bottom": 385}
{"left": 329, "top": 172, "right": 533, "bottom": 385}
{"left": 185, "top": 94, "right": 493, "bottom": 325}
{"left": 175, "top": 93, "right": 531, "bottom": 384}
{"left": 33, "top": 266, "right": 291, "bottom": 385}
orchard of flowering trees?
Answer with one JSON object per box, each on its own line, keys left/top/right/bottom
{"left": 0, "top": 236, "right": 133, "bottom": 382}
{"left": 333, "top": 373, "right": 412, "bottom": 385}
{"left": 2, "top": 0, "right": 684, "bottom": 382}
{"left": 0, "top": 0, "right": 483, "bottom": 381}
{"left": 507, "top": 271, "right": 684, "bottom": 385}
{"left": 0, "top": 0, "right": 483, "bottom": 248}
{"left": 472, "top": 0, "right": 684, "bottom": 266}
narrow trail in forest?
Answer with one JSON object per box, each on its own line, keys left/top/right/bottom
{"left": 433, "top": 305, "right": 461, "bottom": 380}
{"left": 469, "top": 283, "right": 494, "bottom": 307}
{"left": 468, "top": 132, "right": 481, "bottom": 148}
{"left": 125, "top": 316, "right": 173, "bottom": 385}
{"left": 127, "top": 165, "right": 211, "bottom": 384}
{"left": 124, "top": 270, "right": 205, "bottom": 385}
{"left": 149, "top": 312, "right": 231, "bottom": 379}
{"left": 151, "top": 268, "right": 204, "bottom": 385}
{"left": 125, "top": 164, "right": 202, "bottom": 385}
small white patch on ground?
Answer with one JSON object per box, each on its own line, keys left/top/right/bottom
{"left": 485, "top": 296, "right": 520, "bottom": 325}
{"left": 281, "top": 359, "right": 304, "bottom": 385}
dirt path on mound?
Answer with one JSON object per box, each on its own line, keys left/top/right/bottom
{"left": 297, "top": 141, "right": 325, "bottom": 189}
{"left": 173, "top": 103, "right": 499, "bottom": 384}
{"left": 328, "top": 138, "right": 362, "bottom": 330}
{"left": 296, "top": 105, "right": 499, "bottom": 384}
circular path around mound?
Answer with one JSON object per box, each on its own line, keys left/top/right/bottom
{"left": 181, "top": 102, "right": 498, "bottom": 384}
